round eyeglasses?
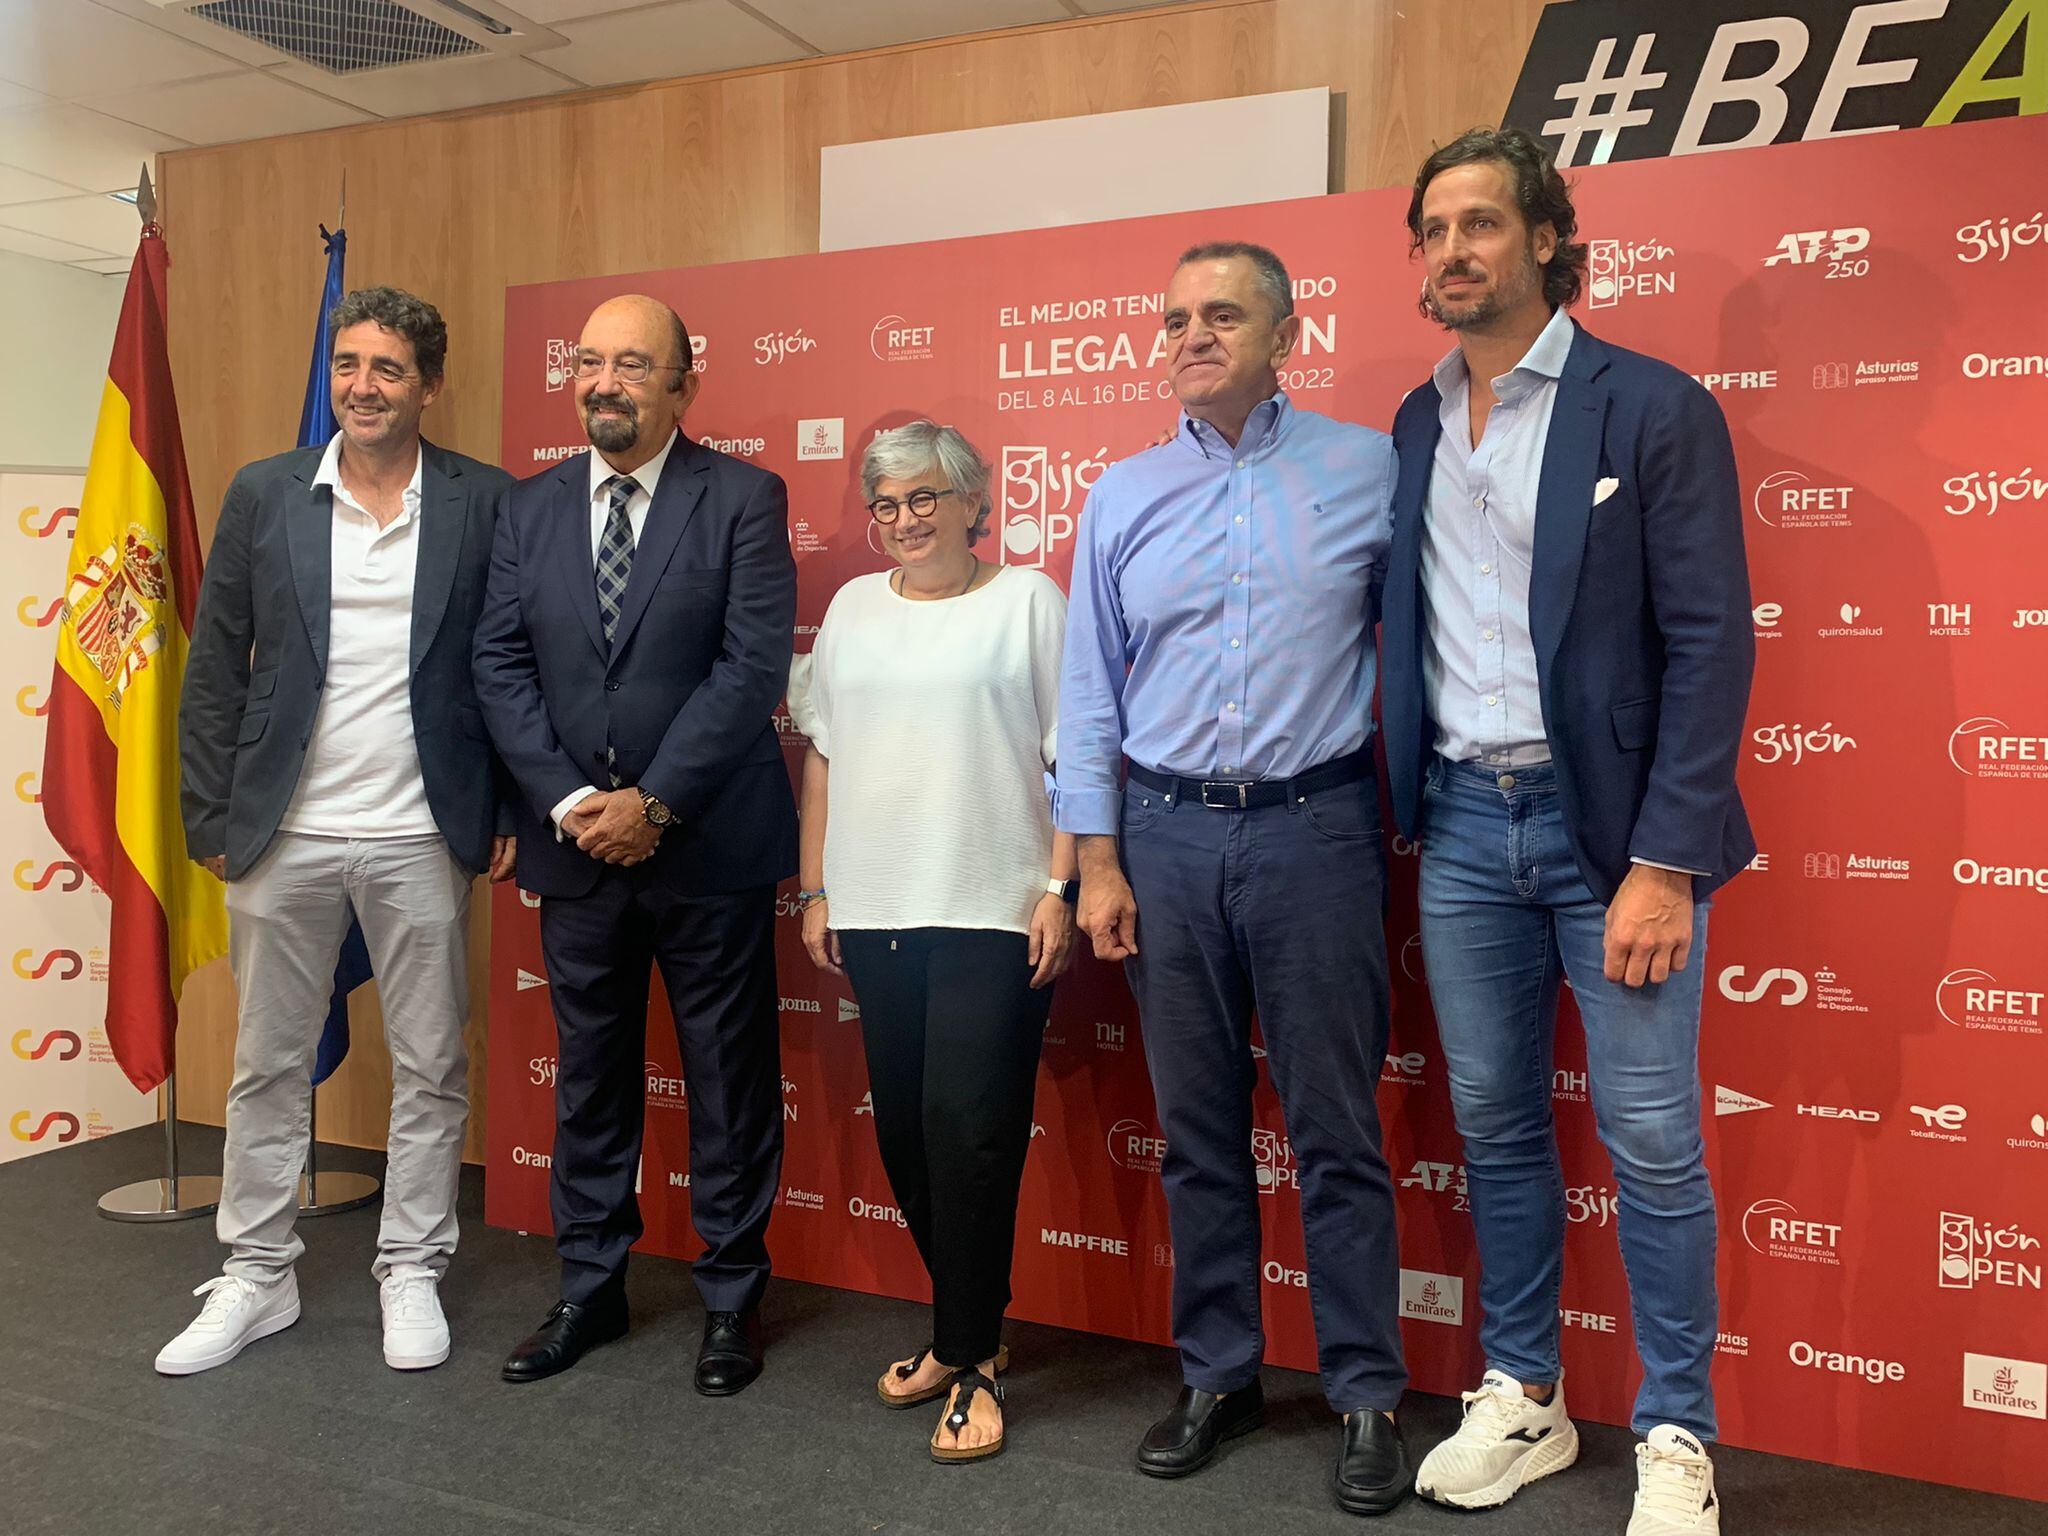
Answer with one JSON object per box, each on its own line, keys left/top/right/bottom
{"left": 867, "top": 488, "right": 959, "bottom": 523}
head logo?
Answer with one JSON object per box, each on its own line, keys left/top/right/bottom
{"left": 16, "top": 504, "right": 78, "bottom": 539}
{"left": 1937, "top": 968, "right": 2044, "bottom": 1036}
{"left": 11, "top": 1028, "right": 82, "bottom": 1061}
{"left": 1948, "top": 716, "right": 2048, "bottom": 780}
{"left": 870, "top": 314, "right": 935, "bottom": 363}
{"left": 9, "top": 1110, "right": 81, "bottom": 1142}
{"left": 1752, "top": 470, "right": 1854, "bottom": 531}
{"left": 13, "top": 859, "right": 84, "bottom": 892}
{"left": 1718, "top": 965, "right": 1808, "bottom": 1005}
{"left": 11, "top": 948, "right": 82, "bottom": 981}
{"left": 999, "top": 446, "right": 1107, "bottom": 568}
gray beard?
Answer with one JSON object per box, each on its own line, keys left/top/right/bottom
{"left": 585, "top": 409, "right": 636, "bottom": 452}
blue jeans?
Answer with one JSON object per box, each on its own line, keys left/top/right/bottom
{"left": 1418, "top": 757, "right": 1717, "bottom": 1441}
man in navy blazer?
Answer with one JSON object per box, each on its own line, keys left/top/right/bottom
{"left": 1381, "top": 131, "right": 1752, "bottom": 1536}
{"left": 475, "top": 295, "right": 797, "bottom": 1395}
{"left": 169, "top": 286, "right": 514, "bottom": 1379}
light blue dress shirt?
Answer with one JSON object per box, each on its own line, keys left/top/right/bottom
{"left": 1055, "top": 392, "right": 1395, "bottom": 836}
{"left": 1421, "top": 305, "right": 1576, "bottom": 768}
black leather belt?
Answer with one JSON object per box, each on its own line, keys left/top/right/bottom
{"left": 1126, "top": 746, "right": 1373, "bottom": 811}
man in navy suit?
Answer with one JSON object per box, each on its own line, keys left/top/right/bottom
{"left": 475, "top": 294, "right": 797, "bottom": 1394}
{"left": 1380, "top": 129, "right": 1752, "bottom": 1536}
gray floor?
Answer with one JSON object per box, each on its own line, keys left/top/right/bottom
{"left": 3, "top": 1125, "right": 2038, "bottom": 1536}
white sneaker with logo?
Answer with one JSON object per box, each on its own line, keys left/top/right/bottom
{"left": 1414, "top": 1370, "right": 1581, "bottom": 1509}
{"left": 379, "top": 1265, "right": 450, "bottom": 1370}
{"left": 1627, "top": 1424, "right": 1721, "bottom": 1534}
{"left": 154, "top": 1272, "right": 301, "bottom": 1375}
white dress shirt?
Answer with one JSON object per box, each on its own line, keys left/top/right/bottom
{"left": 277, "top": 435, "right": 437, "bottom": 839}
{"left": 548, "top": 430, "right": 681, "bottom": 832}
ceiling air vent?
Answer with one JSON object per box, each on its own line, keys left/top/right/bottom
{"left": 173, "top": 0, "right": 560, "bottom": 74}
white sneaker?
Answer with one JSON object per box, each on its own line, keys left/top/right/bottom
{"left": 154, "top": 1272, "right": 301, "bottom": 1375}
{"left": 379, "top": 1265, "right": 450, "bottom": 1370}
{"left": 1628, "top": 1424, "right": 1721, "bottom": 1534}
{"left": 1415, "top": 1370, "right": 1580, "bottom": 1509}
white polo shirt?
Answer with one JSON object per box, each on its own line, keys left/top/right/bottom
{"left": 276, "top": 435, "right": 437, "bottom": 840}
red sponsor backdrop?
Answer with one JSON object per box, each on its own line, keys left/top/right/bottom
{"left": 489, "top": 114, "right": 2048, "bottom": 1500}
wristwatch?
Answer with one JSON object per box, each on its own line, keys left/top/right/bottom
{"left": 641, "top": 792, "right": 675, "bottom": 829}
{"left": 1046, "top": 877, "right": 1079, "bottom": 905}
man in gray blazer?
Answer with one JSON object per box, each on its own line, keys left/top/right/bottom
{"left": 164, "top": 286, "right": 514, "bottom": 1377}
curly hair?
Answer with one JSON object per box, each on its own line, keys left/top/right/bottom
{"left": 1406, "top": 126, "right": 1587, "bottom": 311}
{"left": 329, "top": 285, "right": 448, "bottom": 384}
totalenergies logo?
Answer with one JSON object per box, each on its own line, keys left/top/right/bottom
{"left": 16, "top": 685, "right": 47, "bottom": 717}
{"left": 14, "top": 859, "right": 85, "bottom": 892}
{"left": 12, "top": 1028, "right": 82, "bottom": 1060}
{"left": 12, "top": 948, "right": 83, "bottom": 981}
{"left": 10, "top": 1110, "right": 81, "bottom": 1142}
{"left": 17, "top": 596, "right": 62, "bottom": 628}
{"left": 17, "top": 504, "right": 77, "bottom": 540}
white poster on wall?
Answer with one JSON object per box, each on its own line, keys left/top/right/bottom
{"left": 1, "top": 471, "right": 154, "bottom": 1163}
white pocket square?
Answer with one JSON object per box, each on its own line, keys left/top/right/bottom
{"left": 1593, "top": 477, "right": 1621, "bottom": 506}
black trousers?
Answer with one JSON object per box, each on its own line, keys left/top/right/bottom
{"left": 539, "top": 873, "right": 782, "bottom": 1313}
{"left": 838, "top": 928, "right": 1053, "bottom": 1367}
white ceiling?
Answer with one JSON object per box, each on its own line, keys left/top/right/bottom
{"left": 0, "top": 0, "right": 1179, "bottom": 277}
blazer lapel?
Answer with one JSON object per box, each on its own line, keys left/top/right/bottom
{"left": 409, "top": 442, "right": 465, "bottom": 674}
{"left": 605, "top": 436, "right": 707, "bottom": 661}
{"left": 284, "top": 449, "right": 332, "bottom": 678}
{"left": 1385, "top": 390, "right": 1443, "bottom": 647}
{"left": 1530, "top": 330, "right": 1612, "bottom": 675}
{"left": 550, "top": 453, "right": 608, "bottom": 661}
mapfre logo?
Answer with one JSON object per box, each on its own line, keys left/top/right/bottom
{"left": 1040, "top": 1227, "right": 1129, "bottom": 1256}
{"left": 17, "top": 503, "right": 77, "bottom": 539}
{"left": 1762, "top": 227, "right": 1870, "bottom": 276}
{"left": 1938, "top": 1211, "right": 2042, "bottom": 1291}
{"left": 870, "top": 314, "right": 934, "bottom": 363}
{"left": 1956, "top": 214, "right": 2046, "bottom": 264}
{"left": 1943, "top": 468, "right": 2046, "bottom": 518}
{"left": 1948, "top": 716, "right": 2048, "bottom": 780}
{"left": 13, "top": 859, "right": 84, "bottom": 892}
{"left": 1586, "top": 238, "right": 1676, "bottom": 309}
{"left": 9, "top": 1110, "right": 81, "bottom": 1143}
{"left": 1936, "top": 968, "right": 2044, "bottom": 1037}
{"left": 1106, "top": 1117, "right": 1165, "bottom": 1173}
{"left": 1751, "top": 722, "right": 1856, "bottom": 765}
{"left": 1963, "top": 1353, "right": 2047, "bottom": 1420}
{"left": 754, "top": 329, "right": 818, "bottom": 366}
{"left": 997, "top": 446, "right": 1107, "bottom": 568}
{"left": 1718, "top": 965, "right": 1808, "bottom": 1005}
{"left": 11, "top": 948, "right": 82, "bottom": 981}
{"left": 1742, "top": 1198, "right": 1844, "bottom": 1266}
{"left": 11, "top": 1028, "right": 81, "bottom": 1061}
{"left": 1752, "top": 470, "right": 1854, "bottom": 530}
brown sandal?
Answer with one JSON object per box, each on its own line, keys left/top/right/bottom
{"left": 930, "top": 1368, "right": 1005, "bottom": 1463}
{"left": 875, "top": 1343, "right": 1010, "bottom": 1408}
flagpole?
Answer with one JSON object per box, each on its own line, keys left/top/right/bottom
{"left": 98, "top": 1072, "right": 222, "bottom": 1221}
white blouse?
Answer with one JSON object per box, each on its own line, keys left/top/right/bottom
{"left": 788, "top": 565, "right": 1066, "bottom": 935}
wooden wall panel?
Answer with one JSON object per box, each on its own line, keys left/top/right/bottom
{"left": 159, "top": 0, "right": 1551, "bottom": 1157}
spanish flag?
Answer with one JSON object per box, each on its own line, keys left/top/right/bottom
{"left": 42, "top": 208, "right": 226, "bottom": 1093}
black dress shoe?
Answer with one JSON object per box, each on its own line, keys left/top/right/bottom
{"left": 501, "top": 1298, "right": 628, "bottom": 1383}
{"left": 1135, "top": 1380, "right": 1265, "bottom": 1478}
{"left": 695, "top": 1309, "right": 763, "bottom": 1396}
{"left": 1335, "top": 1410, "right": 1413, "bottom": 1516}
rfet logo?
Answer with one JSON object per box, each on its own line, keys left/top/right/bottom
{"left": 1741, "top": 1198, "right": 1844, "bottom": 1266}
{"left": 1106, "top": 1117, "right": 1165, "bottom": 1174}
{"left": 1718, "top": 965, "right": 1808, "bottom": 1005}
{"left": 9, "top": 1110, "right": 81, "bottom": 1143}
{"left": 11, "top": 948, "right": 82, "bottom": 981}
{"left": 11, "top": 1028, "right": 82, "bottom": 1060}
{"left": 1751, "top": 470, "right": 1854, "bottom": 531}
{"left": 1948, "top": 716, "right": 2048, "bottom": 780}
{"left": 870, "top": 314, "right": 935, "bottom": 363}
{"left": 17, "top": 504, "right": 78, "bottom": 539}
{"left": 13, "top": 859, "right": 84, "bottom": 892}
{"left": 17, "top": 595, "right": 62, "bottom": 627}
{"left": 1937, "top": 968, "right": 2044, "bottom": 1036}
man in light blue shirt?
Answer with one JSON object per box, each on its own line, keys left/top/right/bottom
{"left": 1059, "top": 242, "right": 1411, "bottom": 1516}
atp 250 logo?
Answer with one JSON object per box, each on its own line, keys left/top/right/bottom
{"left": 11, "top": 948, "right": 82, "bottom": 981}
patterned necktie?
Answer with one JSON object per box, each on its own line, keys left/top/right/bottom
{"left": 595, "top": 473, "right": 636, "bottom": 648}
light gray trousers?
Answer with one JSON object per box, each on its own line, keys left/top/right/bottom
{"left": 218, "top": 833, "right": 472, "bottom": 1283}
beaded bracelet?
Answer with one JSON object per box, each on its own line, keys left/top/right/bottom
{"left": 796, "top": 888, "right": 827, "bottom": 909}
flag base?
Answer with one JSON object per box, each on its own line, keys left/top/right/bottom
{"left": 98, "top": 1175, "right": 222, "bottom": 1222}
{"left": 298, "top": 1170, "right": 380, "bottom": 1216}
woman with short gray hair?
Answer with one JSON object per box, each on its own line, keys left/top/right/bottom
{"left": 788, "top": 418, "right": 1076, "bottom": 1463}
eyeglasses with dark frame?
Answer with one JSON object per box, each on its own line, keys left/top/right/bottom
{"left": 569, "top": 352, "right": 688, "bottom": 385}
{"left": 867, "top": 487, "right": 959, "bottom": 523}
